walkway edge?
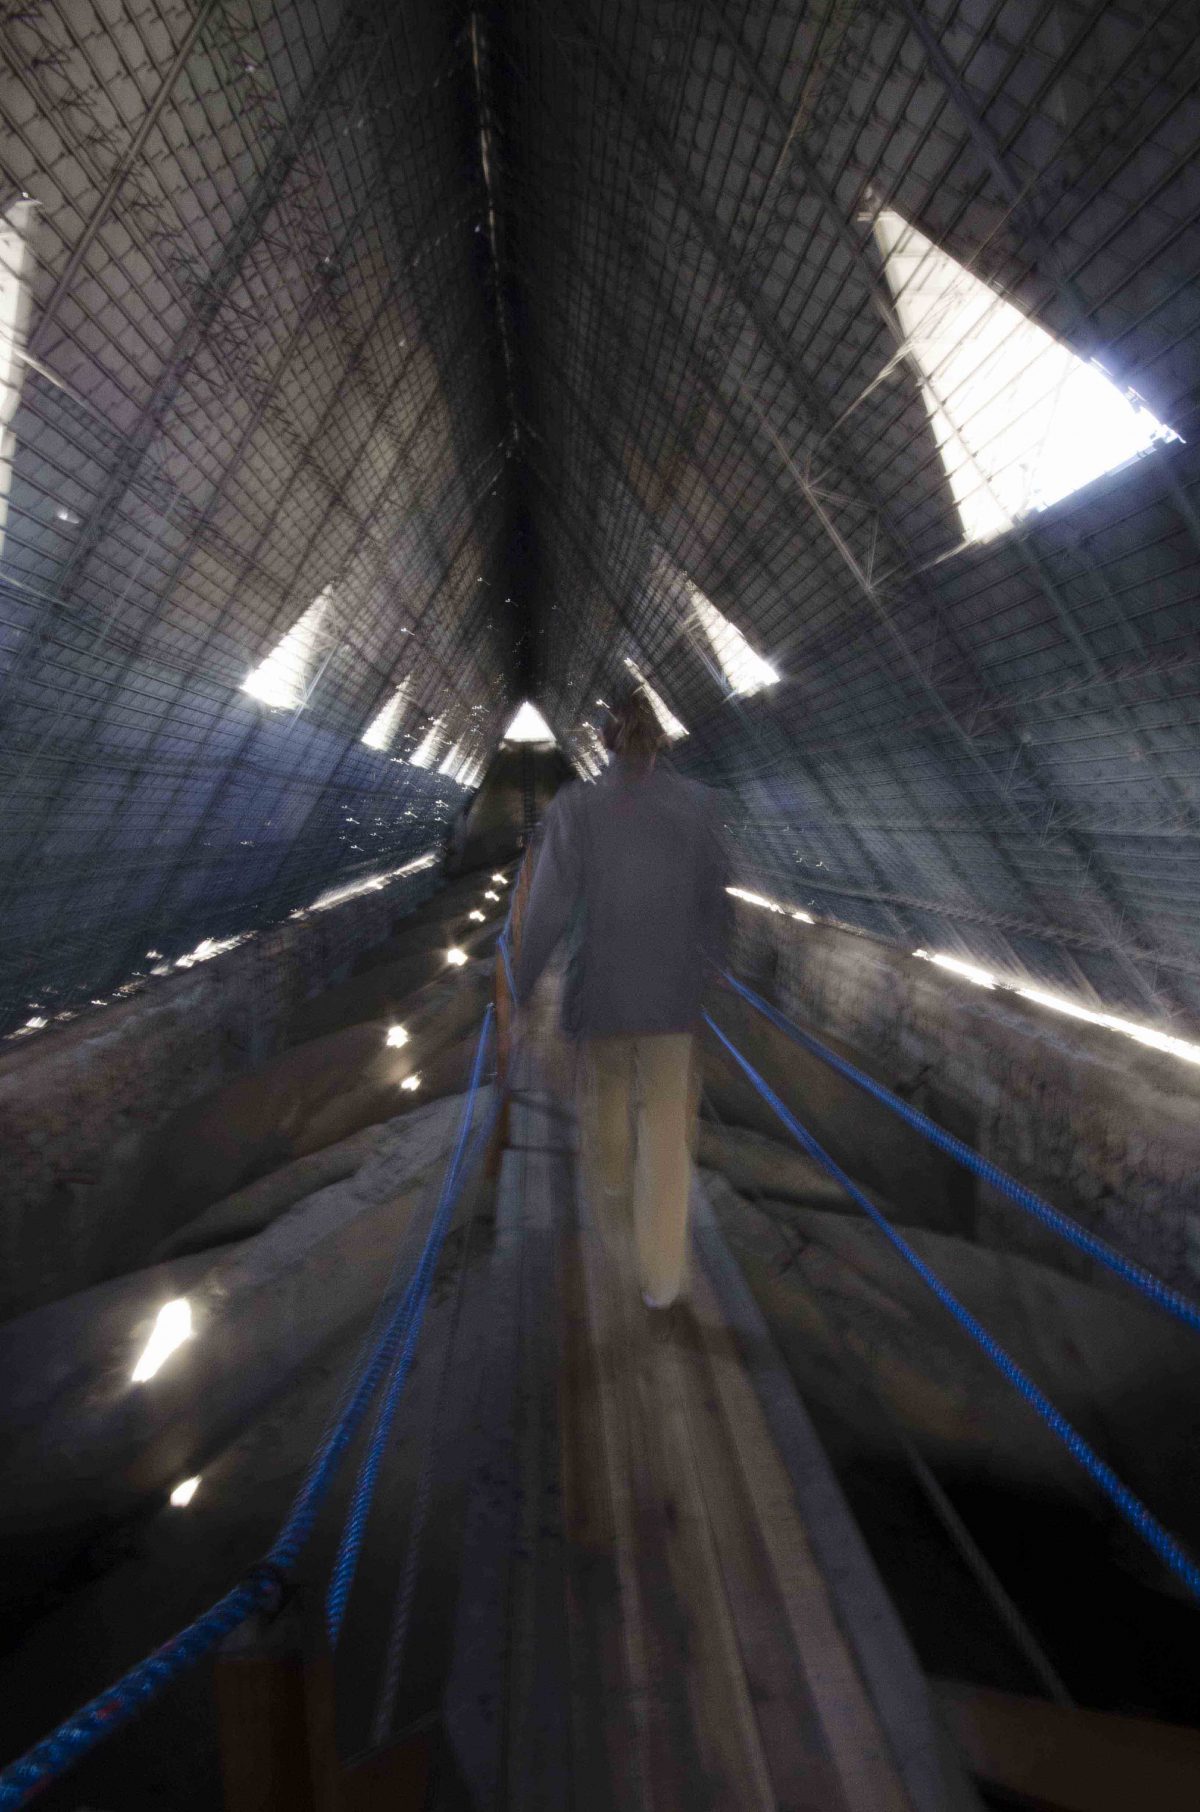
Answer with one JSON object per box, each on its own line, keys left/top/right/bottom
{"left": 691, "top": 1185, "right": 984, "bottom": 1812}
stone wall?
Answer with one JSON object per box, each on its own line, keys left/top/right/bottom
{"left": 731, "top": 903, "right": 1200, "bottom": 1296}
{"left": 0, "top": 864, "right": 441, "bottom": 1321}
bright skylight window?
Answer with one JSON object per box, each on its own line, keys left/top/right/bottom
{"left": 501, "top": 701, "right": 555, "bottom": 743}
{"left": 0, "top": 200, "right": 35, "bottom": 563}
{"left": 873, "top": 208, "right": 1179, "bottom": 544}
{"left": 409, "top": 717, "right": 444, "bottom": 769}
{"left": 242, "top": 585, "right": 334, "bottom": 710}
{"left": 362, "top": 685, "right": 409, "bottom": 751}
{"left": 623, "top": 658, "right": 687, "bottom": 740}
{"left": 688, "top": 585, "right": 779, "bottom": 697}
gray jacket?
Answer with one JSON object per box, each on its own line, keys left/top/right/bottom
{"left": 513, "top": 759, "right": 732, "bottom": 1039}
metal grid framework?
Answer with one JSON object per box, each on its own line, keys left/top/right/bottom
{"left": 0, "top": 0, "right": 517, "bottom": 1034}
{"left": 1, "top": 0, "right": 1199, "bottom": 1038}
{"left": 499, "top": 0, "right": 1200, "bottom": 1027}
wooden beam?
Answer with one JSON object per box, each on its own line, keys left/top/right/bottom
{"left": 934, "top": 1679, "right": 1200, "bottom": 1812}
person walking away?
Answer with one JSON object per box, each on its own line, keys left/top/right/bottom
{"left": 513, "top": 687, "right": 731, "bottom": 1309}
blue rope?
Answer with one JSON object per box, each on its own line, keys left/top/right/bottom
{"left": 0, "top": 1010, "right": 497, "bottom": 1810}
{"left": 498, "top": 927, "right": 517, "bottom": 1002}
{"left": 723, "top": 972, "right": 1200, "bottom": 1337}
{"left": 325, "top": 1009, "right": 496, "bottom": 1644}
{"left": 703, "top": 1012, "right": 1200, "bottom": 1604}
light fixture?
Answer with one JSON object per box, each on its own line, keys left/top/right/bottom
{"left": 484, "top": 890, "right": 499, "bottom": 901}
{"left": 170, "top": 1476, "right": 200, "bottom": 1507}
{"left": 385, "top": 1025, "right": 409, "bottom": 1048}
{"left": 400, "top": 1073, "right": 421, "bottom": 1092}
{"left": 469, "top": 910, "right": 485, "bottom": 922}
{"left": 132, "top": 1299, "right": 194, "bottom": 1383}
{"left": 446, "top": 947, "right": 468, "bottom": 967}
{"left": 491, "top": 873, "right": 507, "bottom": 885}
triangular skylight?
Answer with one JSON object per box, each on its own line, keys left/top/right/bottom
{"left": 242, "top": 585, "right": 333, "bottom": 710}
{"left": 0, "top": 200, "right": 35, "bottom": 562}
{"left": 688, "top": 585, "right": 779, "bottom": 697}
{"left": 874, "top": 208, "right": 1179, "bottom": 544}
{"left": 361, "top": 684, "right": 409, "bottom": 751}
{"left": 623, "top": 658, "right": 687, "bottom": 740}
{"left": 501, "top": 701, "right": 556, "bottom": 743}
{"left": 408, "top": 716, "right": 444, "bottom": 769}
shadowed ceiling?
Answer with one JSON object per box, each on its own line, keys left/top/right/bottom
{"left": 1, "top": 0, "right": 1198, "bottom": 1036}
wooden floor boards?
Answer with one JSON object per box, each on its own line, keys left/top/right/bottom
{"left": 442, "top": 1044, "right": 978, "bottom": 1812}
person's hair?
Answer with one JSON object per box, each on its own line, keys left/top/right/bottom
{"left": 602, "top": 686, "right": 666, "bottom": 763}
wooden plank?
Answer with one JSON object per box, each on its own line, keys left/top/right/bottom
{"left": 504, "top": 1138, "right": 573, "bottom": 1810}
{"left": 688, "top": 1262, "right": 913, "bottom": 1812}
{"left": 693, "top": 1190, "right": 983, "bottom": 1812}
{"left": 440, "top": 1145, "right": 526, "bottom": 1804}
{"left": 559, "top": 1214, "right": 652, "bottom": 1812}
{"left": 574, "top": 1204, "right": 712, "bottom": 1808}
{"left": 582, "top": 1214, "right": 777, "bottom": 1811}
{"left": 934, "top": 1679, "right": 1200, "bottom": 1812}
{"left": 667, "top": 1305, "right": 854, "bottom": 1810}
{"left": 632, "top": 1299, "right": 787, "bottom": 1812}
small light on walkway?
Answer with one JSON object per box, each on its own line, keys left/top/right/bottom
{"left": 385, "top": 1025, "right": 409, "bottom": 1048}
{"left": 132, "top": 1299, "right": 194, "bottom": 1382}
{"left": 170, "top": 1476, "right": 200, "bottom": 1507}
{"left": 401, "top": 1073, "right": 421, "bottom": 1092}
{"left": 446, "top": 947, "right": 468, "bottom": 967}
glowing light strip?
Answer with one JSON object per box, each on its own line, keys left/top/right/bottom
{"left": 303, "top": 851, "right": 438, "bottom": 915}
{"left": 727, "top": 885, "right": 813, "bottom": 923}
{"left": 913, "top": 949, "right": 996, "bottom": 989}
{"left": 728, "top": 886, "right": 1200, "bottom": 1069}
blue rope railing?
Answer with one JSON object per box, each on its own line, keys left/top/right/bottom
{"left": 325, "top": 1009, "right": 497, "bottom": 1645}
{"left": 0, "top": 1008, "right": 496, "bottom": 1811}
{"left": 703, "top": 1011, "right": 1200, "bottom": 1604}
{"left": 723, "top": 971, "right": 1200, "bottom": 1337}
{"left": 498, "top": 927, "right": 517, "bottom": 1003}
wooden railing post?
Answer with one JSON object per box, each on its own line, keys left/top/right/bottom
{"left": 215, "top": 1592, "right": 337, "bottom": 1812}
{"left": 216, "top": 1589, "right": 436, "bottom": 1810}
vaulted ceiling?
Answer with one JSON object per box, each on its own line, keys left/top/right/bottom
{"left": 1, "top": 0, "right": 1198, "bottom": 1036}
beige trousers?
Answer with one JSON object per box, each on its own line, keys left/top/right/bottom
{"left": 578, "top": 1032, "right": 698, "bottom": 1305}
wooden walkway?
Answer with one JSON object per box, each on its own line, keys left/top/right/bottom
{"left": 443, "top": 1050, "right": 980, "bottom": 1812}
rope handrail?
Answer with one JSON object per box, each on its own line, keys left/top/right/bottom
{"left": 325, "top": 1008, "right": 496, "bottom": 1644}
{"left": 0, "top": 1007, "right": 496, "bottom": 1811}
{"left": 498, "top": 926, "right": 517, "bottom": 1001}
{"left": 703, "top": 1011, "right": 1200, "bottom": 1604}
{"left": 722, "top": 971, "right": 1200, "bottom": 1337}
